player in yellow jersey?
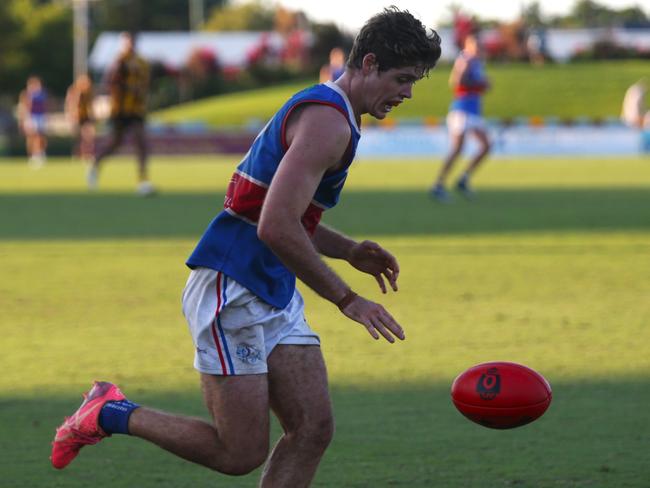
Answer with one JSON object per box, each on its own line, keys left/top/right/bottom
{"left": 65, "top": 74, "right": 95, "bottom": 162}
{"left": 88, "top": 32, "right": 155, "bottom": 195}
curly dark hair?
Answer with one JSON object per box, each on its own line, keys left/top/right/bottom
{"left": 347, "top": 6, "right": 442, "bottom": 76}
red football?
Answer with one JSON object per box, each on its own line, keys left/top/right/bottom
{"left": 451, "top": 361, "right": 552, "bottom": 429}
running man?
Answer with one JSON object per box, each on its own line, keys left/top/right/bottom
{"left": 431, "top": 34, "right": 491, "bottom": 202}
{"left": 65, "top": 74, "right": 95, "bottom": 162}
{"left": 87, "top": 31, "right": 155, "bottom": 196}
{"left": 51, "top": 8, "right": 441, "bottom": 486}
{"left": 18, "top": 76, "right": 48, "bottom": 168}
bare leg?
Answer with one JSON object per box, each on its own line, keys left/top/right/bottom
{"left": 26, "top": 129, "right": 46, "bottom": 167}
{"left": 93, "top": 124, "right": 125, "bottom": 169}
{"left": 128, "top": 373, "right": 270, "bottom": 475}
{"left": 26, "top": 131, "right": 39, "bottom": 159}
{"left": 79, "top": 122, "right": 95, "bottom": 161}
{"left": 436, "top": 132, "right": 464, "bottom": 186}
{"left": 462, "top": 128, "right": 491, "bottom": 176}
{"left": 131, "top": 121, "right": 149, "bottom": 182}
{"left": 24, "top": 131, "right": 33, "bottom": 158}
{"left": 28, "top": 134, "right": 36, "bottom": 157}
{"left": 259, "top": 345, "right": 334, "bottom": 488}
{"left": 35, "top": 133, "right": 47, "bottom": 158}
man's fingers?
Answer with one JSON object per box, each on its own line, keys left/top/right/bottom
{"left": 344, "top": 295, "right": 404, "bottom": 343}
{"left": 380, "top": 309, "right": 405, "bottom": 340}
{"left": 370, "top": 318, "right": 395, "bottom": 343}
{"left": 365, "top": 323, "right": 380, "bottom": 340}
{"left": 389, "top": 258, "right": 400, "bottom": 279}
{"left": 371, "top": 311, "right": 405, "bottom": 342}
{"left": 374, "top": 274, "right": 387, "bottom": 294}
{"left": 382, "top": 268, "right": 398, "bottom": 292}
{"left": 382, "top": 254, "right": 400, "bottom": 290}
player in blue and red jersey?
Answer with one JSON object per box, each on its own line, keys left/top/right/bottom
{"left": 51, "top": 8, "right": 441, "bottom": 485}
{"left": 319, "top": 47, "right": 346, "bottom": 82}
{"left": 18, "top": 76, "right": 48, "bottom": 168}
{"left": 432, "top": 34, "right": 491, "bottom": 202}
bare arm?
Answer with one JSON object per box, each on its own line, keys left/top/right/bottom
{"left": 258, "top": 104, "right": 350, "bottom": 304}
{"left": 64, "top": 87, "right": 78, "bottom": 125}
{"left": 311, "top": 223, "right": 355, "bottom": 259}
{"left": 313, "top": 223, "right": 399, "bottom": 293}
{"left": 258, "top": 104, "right": 404, "bottom": 342}
{"left": 448, "top": 56, "right": 468, "bottom": 88}
{"left": 16, "top": 90, "right": 27, "bottom": 128}
{"left": 451, "top": 56, "right": 489, "bottom": 91}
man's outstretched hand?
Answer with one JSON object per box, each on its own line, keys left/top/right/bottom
{"left": 340, "top": 294, "right": 405, "bottom": 343}
{"left": 347, "top": 240, "right": 400, "bottom": 294}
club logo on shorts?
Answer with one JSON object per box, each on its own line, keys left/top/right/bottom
{"left": 236, "top": 343, "right": 262, "bottom": 364}
{"left": 476, "top": 367, "right": 501, "bottom": 400}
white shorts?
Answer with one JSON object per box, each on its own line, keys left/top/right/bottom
{"left": 621, "top": 110, "right": 650, "bottom": 129}
{"left": 24, "top": 114, "right": 47, "bottom": 134}
{"left": 447, "top": 110, "right": 486, "bottom": 136}
{"left": 181, "top": 267, "right": 320, "bottom": 375}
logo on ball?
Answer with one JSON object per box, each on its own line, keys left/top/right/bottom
{"left": 476, "top": 367, "right": 501, "bottom": 400}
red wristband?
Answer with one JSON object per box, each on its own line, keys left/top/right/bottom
{"left": 336, "top": 290, "right": 358, "bottom": 311}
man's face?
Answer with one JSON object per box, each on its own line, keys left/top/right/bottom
{"left": 120, "top": 34, "right": 135, "bottom": 55}
{"left": 28, "top": 77, "right": 42, "bottom": 91}
{"left": 363, "top": 65, "right": 421, "bottom": 120}
{"left": 464, "top": 36, "right": 479, "bottom": 56}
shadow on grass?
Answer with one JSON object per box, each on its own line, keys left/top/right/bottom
{"left": 0, "top": 188, "right": 649, "bottom": 240}
{"left": 5, "top": 379, "right": 650, "bottom": 487}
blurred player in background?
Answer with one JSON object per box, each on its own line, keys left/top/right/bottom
{"left": 621, "top": 78, "right": 650, "bottom": 130}
{"left": 319, "top": 46, "right": 346, "bottom": 82}
{"left": 431, "top": 34, "right": 491, "bottom": 203}
{"left": 17, "top": 76, "right": 48, "bottom": 168}
{"left": 65, "top": 74, "right": 95, "bottom": 162}
{"left": 87, "top": 32, "right": 155, "bottom": 196}
{"left": 51, "top": 7, "right": 441, "bottom": 487}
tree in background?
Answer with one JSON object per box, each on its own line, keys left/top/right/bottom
{"left": 309, "top": 22, "right": 353, "bottom": 77}
{"left": 0, "top": 0, "right": 231, "bottom": 102}
{"left": 616, "top": 6, "right": 650, "bottom": 28}
{"left": 0, "top": 2, "right": 24, "bottom": 101}
{"left": 91, "top": 0, "right": 227, "bottom": 32}
{"left": 5, "top": 0, "right": 644, "bottom": 106}
{"left": 203, "top": 0, "right": 274, "bottom": 31}
{"left": 178, "top": 48, "right": 224, "bottom": 102}
{"left": 0, "top": 0, "right": 72, "bottom": 100}
{"left": 560, "top": 1, "right": 650, "bottom": 60}
{"left": 521, "top": 2, "right": 545, "bottom": 29}
{"left": 549, "top": 0, "right": 650, "bottom": 28}
{"left": 203, "top": 1, "right": 352, "bottom": 89}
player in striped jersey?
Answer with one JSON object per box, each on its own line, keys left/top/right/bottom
{"left": 65, "top": 74, "right": 95, "bottom": 162}
{"left": 87, "top": 32, "right": 155, "bottom": 196}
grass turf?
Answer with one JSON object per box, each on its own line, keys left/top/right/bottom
{"left": 151, "top": 61, "right": 650, "bottom": 127}
{"left": 1, "top": 156, "right": 650, "bottom": 487}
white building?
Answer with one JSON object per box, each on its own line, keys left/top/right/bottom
{"left": 89, "top": 31, "right": 296, "bottom": 71}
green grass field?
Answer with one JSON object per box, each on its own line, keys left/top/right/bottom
{"left": 152, "top": 61, "right": 649, "bottom": 127}
{"left": 2, "top": 155, "right": 650, "bottom": 487}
